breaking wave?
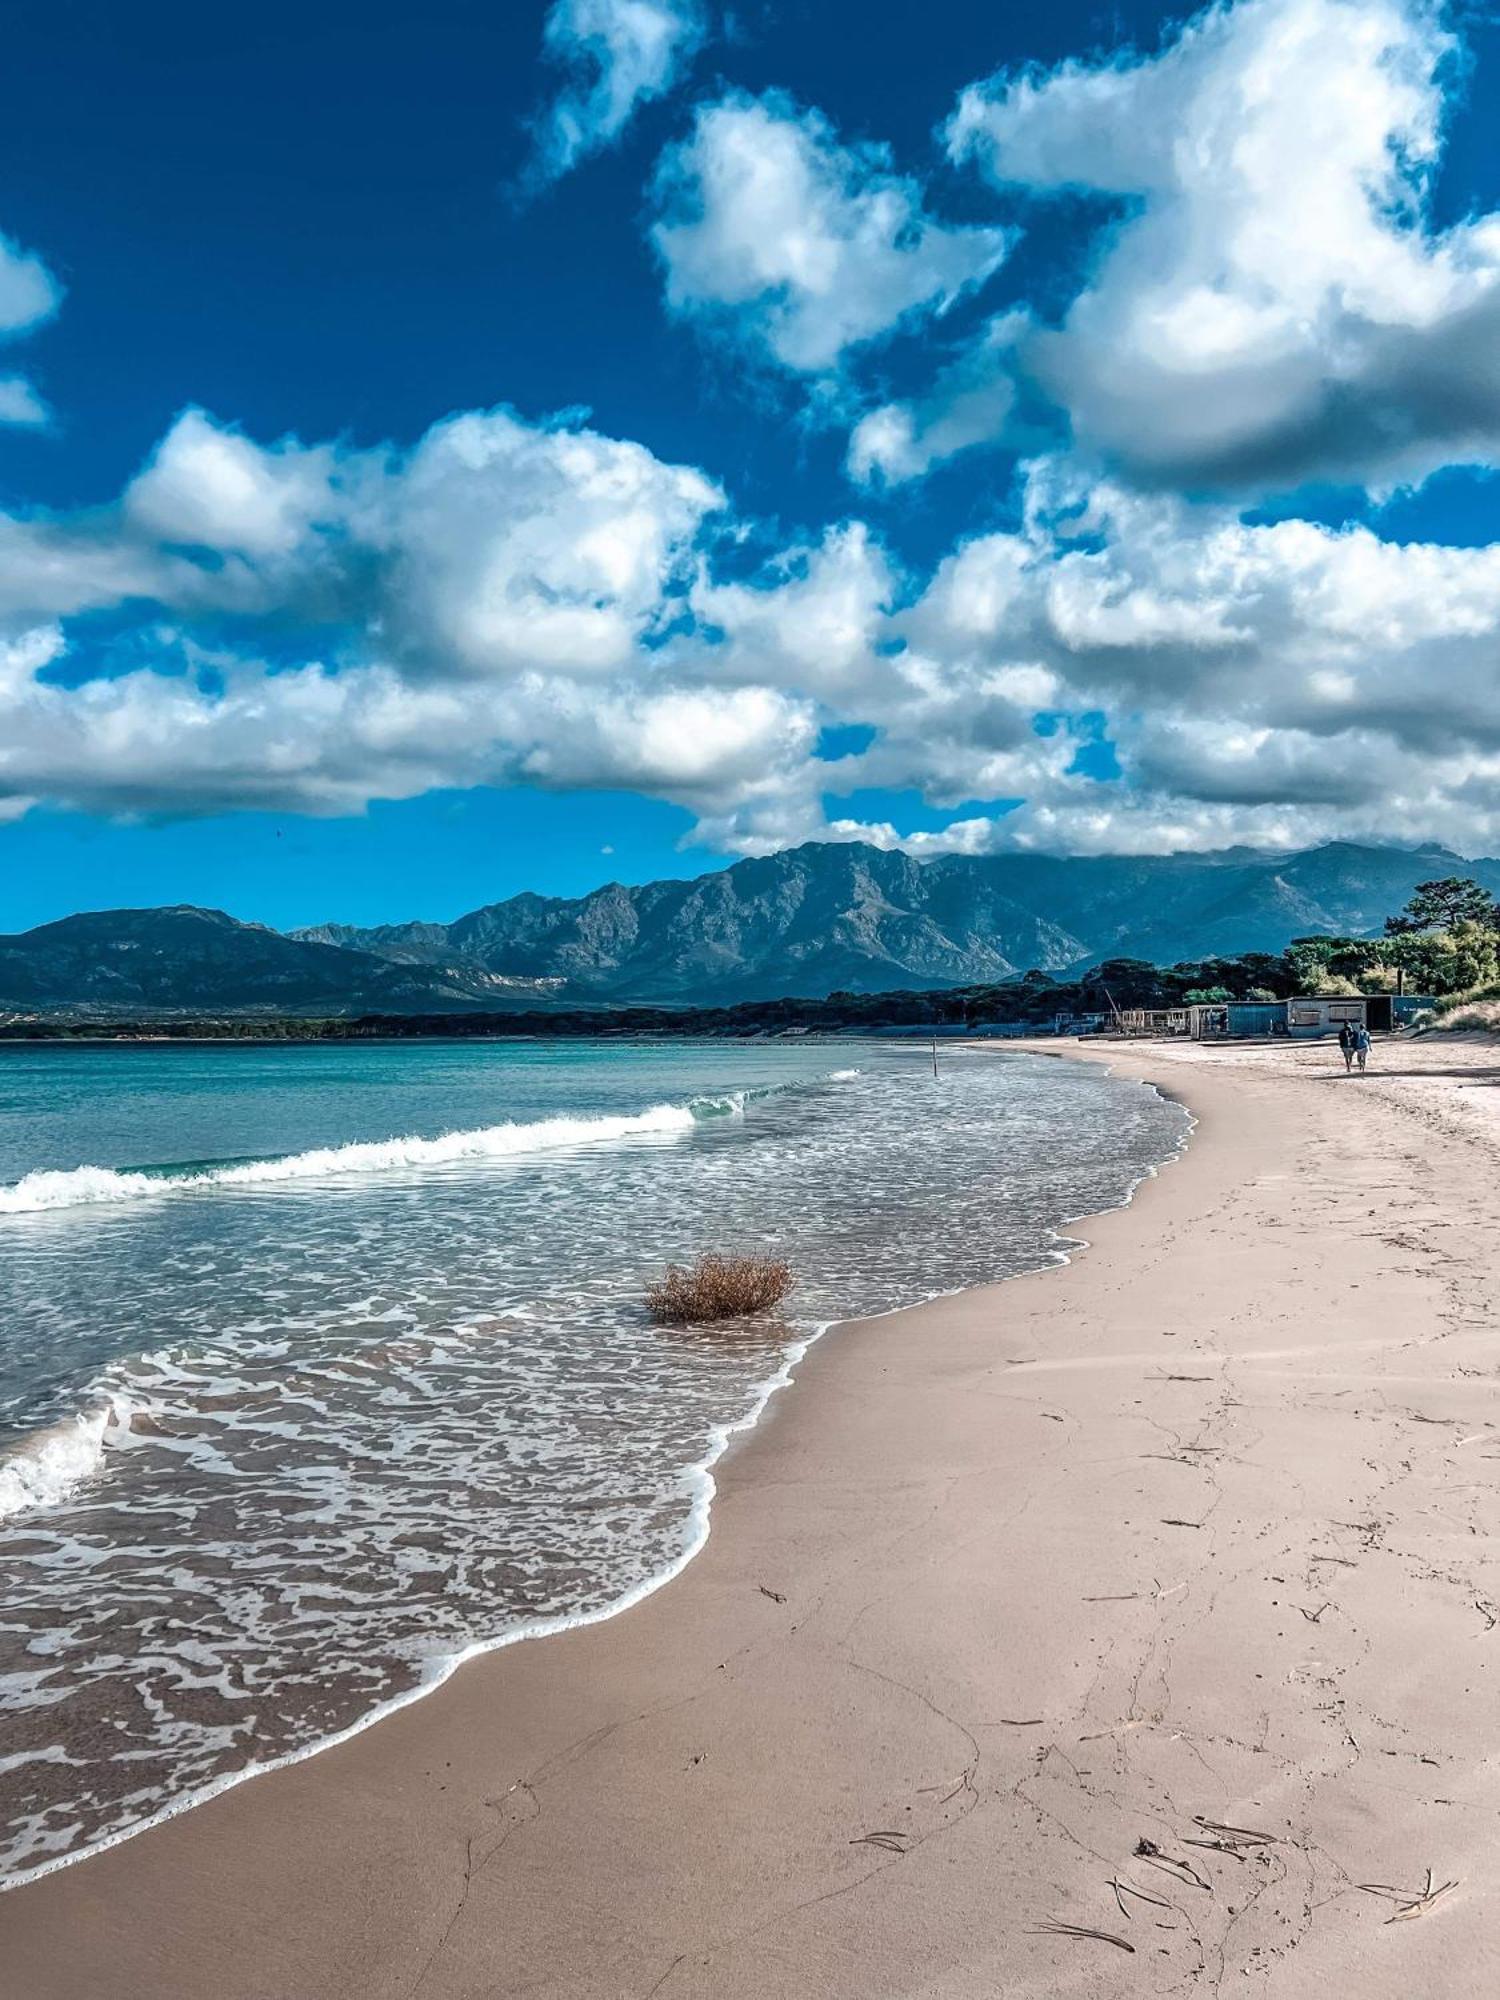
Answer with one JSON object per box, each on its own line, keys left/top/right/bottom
{"left": 0, "top": 1071, "right": 864, "bottom": 1216}
{"left": 1, "top": 1102, "right": 697, "bottom": 1215}
{"left": 0, "top": 1400, "right": 132, "bottom": 1522}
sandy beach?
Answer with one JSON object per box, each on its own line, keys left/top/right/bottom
{"left": 4, "top": 1034, "right": 1499, "bottom": 1998}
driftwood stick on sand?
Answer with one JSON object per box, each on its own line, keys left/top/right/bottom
{"left": 1184, "top": 1815, "right": 1280, "bottom": 1858}
{"left": 1030, "top": 1918, "right": 1135, "bottom": 1953}
{"left": 1358, "top": 1868, "right": 1459, "bottom": 1923}
{"left": 1108, "top": 1875, "right": 1172, "bottom": 1917}
{"left": 1135, "top": 1838, "right": 1213, "bottom": 1891}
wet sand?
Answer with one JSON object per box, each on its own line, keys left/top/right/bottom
{"left": 4, "top": 1036, "right": 1499, "bottom": 1997}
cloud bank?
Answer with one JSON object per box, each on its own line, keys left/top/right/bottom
{"left": 6, "top": 0, "right": 1500, "bottom": 865}
{"left": 8, "top": 396, "right": 1500, "bottom": 857}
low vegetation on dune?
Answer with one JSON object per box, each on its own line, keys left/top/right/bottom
{"left": 1432, "top": 984, "right": 1500, "bottom": 1031}
{"left": 646, "top": 1253, "right": 793, "bottom": 1325}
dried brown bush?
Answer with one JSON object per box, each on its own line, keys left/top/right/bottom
{"left": 645, "top": 1251, "right": 793, "bottom": 1325}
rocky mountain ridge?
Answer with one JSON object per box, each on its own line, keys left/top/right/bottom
{"left": 293, "top": 838, "right": 1499, "bottom": 1004}
{"left": 5, "top": 837, "right": 1489, "bottom": 1017}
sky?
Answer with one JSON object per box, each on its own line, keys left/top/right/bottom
{"left": 4, "top": 0, "right": 1500, "bottom": 930}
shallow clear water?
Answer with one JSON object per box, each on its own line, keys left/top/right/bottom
{"left": 0, "top": 1037, "right": 1186, "bottom": 1883}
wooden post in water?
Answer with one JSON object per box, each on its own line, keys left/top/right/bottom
{"left": 932, "top": 1032, "right": 939, "bottom": 1079}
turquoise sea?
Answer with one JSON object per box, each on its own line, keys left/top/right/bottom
{"left": 0, "top": 1038, "right": 1187, "bottom": 1883}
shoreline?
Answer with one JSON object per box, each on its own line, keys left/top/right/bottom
{"left": 0, "top": 1053, "right": 1188, "bottom": 1897}
{"left": 0, "top": 1320, "right": 824, "bottom": 1899}
{"left": 5, "top": 1037, "right": 1500, "bottom": 1994}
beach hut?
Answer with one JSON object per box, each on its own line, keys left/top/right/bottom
{"left": 1230, "top": 1000, "right": 1287, "bottom": 1039}
{"left": 1285, "top": 996, "right": 1367, "bottom": 1038}
{"left": 1180, "top": 992, "right": 1436, "bottom": 1041}
{"left": 1186, "top": 1000, "right": 1288, "bottom": 1040}
{"left": 1115, "top": 1008, "right": 1191, "bottom": 1037}
{"left": 1285, "top": 994, "right": 1432, "bottom": 1037}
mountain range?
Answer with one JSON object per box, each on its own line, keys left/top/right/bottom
{"left": 4, "top": 840, "right": 1497, "bottom": 1018}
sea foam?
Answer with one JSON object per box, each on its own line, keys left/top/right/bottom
{"left": 0, "top": 1401, "right": 130, "bottom": 1522}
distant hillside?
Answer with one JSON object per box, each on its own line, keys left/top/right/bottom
{"left": 8, "top": 841, "right": 1499, "bottom": 1018}
{"left": 297, "top": 844, "right": 1082, "bottom": 1003}
{"left": 0, "top": 907, "right": 559, "bottom": 1019}
{"left": 297, "top": 839, "right": 1500, "bottom": 1004}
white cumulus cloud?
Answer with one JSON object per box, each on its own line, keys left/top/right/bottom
{"left": 0, "top": 375, "right": 48, "bottom": 428}
{"left": 11, "top": 0, "right": 1500, "bottom": 866}
{"left": 383, "top": 407, "right": 723, "bottom": 677}
{"left": 688, "top": 521, "right": 895, "bottom": 701}
{"left": 14, "top": 420, "right": 1500, "bottom": 855}
{"left": 947, "top": 0, "right": 1500, "bottom": 494}
{"left": 847, "top": 312, "right": 1024, "bottom": 486}
{"left": 527, "top": 0, "right": 707, "bottom": 186}
{"left": 651, "top": 91, "right": 1011, "bottom": 374}
{"left": 0, "top": 231, "right": 60, "bottom": 337}
{"left": 0, "top": 228, "right": 62, "bottom": 430}
{"left": 0, "top": 402, "right": 801, "bottom": 828}
{"left": 126, "top": 409, "right": 357, "bottom": 562}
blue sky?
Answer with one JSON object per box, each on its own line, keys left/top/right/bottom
{"left": 4, "top": 0, "right": 1500, "bottom": 929}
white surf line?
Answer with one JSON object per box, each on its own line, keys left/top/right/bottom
{"left": 0, "top": 1069, "right": 865, "bottom": 1216}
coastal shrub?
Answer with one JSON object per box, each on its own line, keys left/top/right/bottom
{"left": 1434, "top": 983, "right": 1500, "bottom": 1031}
{"left": 646, "top": 1252, "right": 793, "bottom": 1325}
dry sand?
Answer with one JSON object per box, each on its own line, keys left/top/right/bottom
{"left": 4, "top": 1035, "right": 1500, "bottom": 1998}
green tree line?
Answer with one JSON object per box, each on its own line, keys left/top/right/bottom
{"left": 1285, "top": 875, "right": 1500, "bottom": 999}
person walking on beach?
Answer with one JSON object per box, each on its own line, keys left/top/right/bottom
{"left": 1354, "top": 1023, "right": 1371, "bottom": 1074}
{"left": 1338, "top": 1021, "right": 1356, "bottom": 1072}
